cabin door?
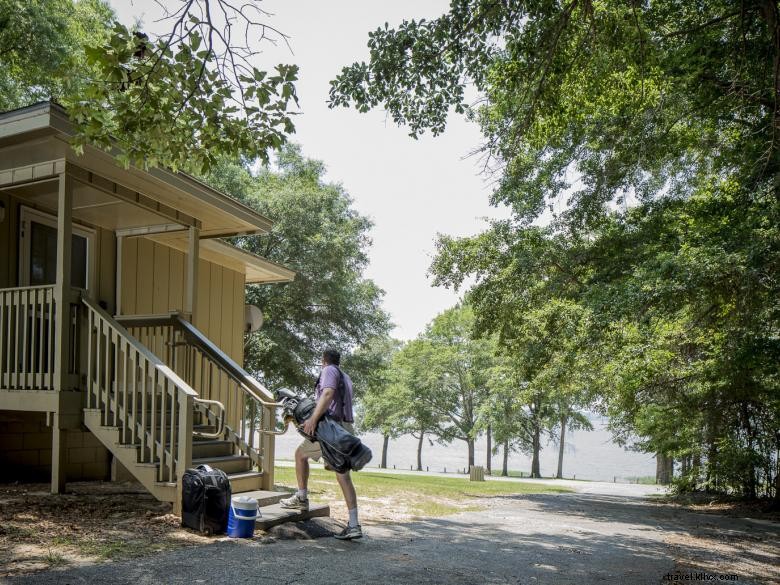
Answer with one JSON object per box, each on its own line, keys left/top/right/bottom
{"left": 19, "top": 206, "right": 95, "bottom": 293}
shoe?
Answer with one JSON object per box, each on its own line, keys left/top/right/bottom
{"left": 334, "top": 524, "right": 363, "bottom": 540}
{"left": 279, "top": 493, "right": 309, "bottom": 511}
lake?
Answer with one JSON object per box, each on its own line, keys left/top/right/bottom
{"left": 274, "top": 415, "right": 657, "bottom": 482}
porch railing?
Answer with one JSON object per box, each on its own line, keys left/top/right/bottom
{"left": 0, "top": 285, "right": 82, "bottom": 391}
{"left": 83, "top": 298, "right": 199, "bottom": 484}
{"left": 1, "top": 285, "right": 55, "bottom": 390}
{"left": 117, "top": 313, "right": 281, "bottom": 477}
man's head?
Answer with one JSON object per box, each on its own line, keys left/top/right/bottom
{"left": 322, "top": 348, "right": 341, "bottom": 366}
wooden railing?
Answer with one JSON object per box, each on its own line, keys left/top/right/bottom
{"left": 83, "top": 299, "right": 200, "bottom": 484}
{"left": 0, "top": 285, "right": 57, "bottom": 390}
{"left": 118, "top": 313, "right": 281, "bottom": 477}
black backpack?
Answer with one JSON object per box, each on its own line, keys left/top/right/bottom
{"left": 181, "top": 464, "right": 231, "bottom": 534}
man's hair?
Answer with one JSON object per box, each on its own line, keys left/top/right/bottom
{"left": 322, "top": 348, "right": 341, "bottom": 366}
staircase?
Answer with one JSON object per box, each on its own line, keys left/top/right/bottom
{"left": 80, "top": 298, "right": 329, "bottom": 526}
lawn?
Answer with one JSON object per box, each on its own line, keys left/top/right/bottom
{"left": 274, "top": 467, "right": 572, "bottom": 522}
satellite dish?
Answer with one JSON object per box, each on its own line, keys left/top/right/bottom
{"left": 244, "top": 305, "right": 264, "bottom": 333}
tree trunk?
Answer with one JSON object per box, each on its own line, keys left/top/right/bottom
{"left": 486, "top": 425, "right": 492, "bottom": 475}
{"left": 556, "top": 414, "right": 567, "bottom": 479}
{"left": 416, "top": 432, "right": 424, "bottom": 471}
{"left": 656, "top": 453, "right": 673, "bottom": 484}
{"left": 380, "top": 434, "right": 389, "bottom": 469}
{"left": 502, "top": 440, "right": 509, "bottom": 476}
{"left": 531, "top": 424, "right": 541, "bottom": 478}
{"left": 467, "top": 438, "right": 475, "bottom": 468}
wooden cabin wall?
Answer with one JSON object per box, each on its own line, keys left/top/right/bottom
{"left": 119, "top": 237, "right": 245, "bottom": 365}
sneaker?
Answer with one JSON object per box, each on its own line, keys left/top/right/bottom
{"left": 334, "top": 524, "right": 363, "bottom": 540}
{"left": 279, "top": 493, "right": 309, "bottom": 511}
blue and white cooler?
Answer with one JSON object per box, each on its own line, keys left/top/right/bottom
{"left": 227, "top": 495, "right": 259, "bottom": 538}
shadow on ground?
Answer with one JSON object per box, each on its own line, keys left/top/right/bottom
{"left": 4, "top": 493, "right": 778, "bottom": 585}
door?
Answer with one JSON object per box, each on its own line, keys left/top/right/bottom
{"left": 19, "top": 206, "right": 95, "bottom": 292}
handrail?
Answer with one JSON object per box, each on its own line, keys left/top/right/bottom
{"left": 193, "top": 398, "right": 225, "bottom": 439}
{"left": 82, "top": 297, "right": 224, "bottom": 487}
{"left": 171, "top": 315, "right": 281, "bottom": 406}
{"left": 116, "top": 312, "right": 282, "bottom": 407}
{"left": 86, "top": 302, "right": 198, "bottom": 397}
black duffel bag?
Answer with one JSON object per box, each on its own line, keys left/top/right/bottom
{"left": 181, "top": 464, "right": 231, "bottom": 534}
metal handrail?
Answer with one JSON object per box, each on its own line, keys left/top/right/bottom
{"left": 192, "top": 398, "right": 225, "bottom": 439}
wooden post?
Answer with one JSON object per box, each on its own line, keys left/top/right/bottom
{"left": 184, "top": 226, "right": 199, "bottom": 322}
{"left": 53, "top": 172, "right": 73, "bottom": 391}
{"left": 260, "top": 405, "right": 275, "bottom": 490}
{"left": 52, "top": 171, "right": 73, "bottom": 494}
{"left": 51, "top": 412, "right": 67, "bottom": 494}
{"left": 174, "top": 393, "right": 194, "bottom": 515}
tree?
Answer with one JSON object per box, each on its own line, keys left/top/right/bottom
{"left": 2, "top": 0, "right": 300, "bottom": 172}
{"left": 205, "top": 148, "right": 390, "bottom": 391}
{"left": 349, "top": 336, "right": 404, "bottom": 468}
{"left": 0, "top": 0, "right": 113, "bottom": 111}
{"left": 393, "top": 339, "right": 443, "bottom": 471}
{"left": 332, "top": 0, "right": 780, "bottom": 499}
{"left": 397, "top": 305, "right": 496, "bottom": 468}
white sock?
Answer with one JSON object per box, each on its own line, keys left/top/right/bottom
{"left": 348, "top": 507, "right": 359, "bottom": 527}
{"left": 296, "top": 488, "right": 308, "bottom": 500}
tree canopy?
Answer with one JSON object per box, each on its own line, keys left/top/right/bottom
{"left": 0, "top": 0, "right": 299, "bottom": 172}
{"left": 205, "top": 147, "right": 390, "bottom": 391}
{"left": 333, "top": 0, "right": 780, "bottom": 498}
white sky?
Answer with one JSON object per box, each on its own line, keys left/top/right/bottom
{"left": 110, "top": 0, "right": 511, "bottom": 340}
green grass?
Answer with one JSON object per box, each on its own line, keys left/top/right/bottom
{"left": 274, "top": 467, "right": 572, "bottom": 519}
{"left": 625, "top": 476, "right": 657, "bottom": 485}
{"left": 275, "top": 467, "right": 572, "bottom": 499}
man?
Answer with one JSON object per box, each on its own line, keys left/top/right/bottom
{"left": 280, "top": 348, "right": 362, "bottom": 540}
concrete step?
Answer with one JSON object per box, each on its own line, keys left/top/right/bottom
{"left": 254, "top": 503, "right": 330, "bottom": 531}
{"left": 231, "top": 489, "right": 287, "bottom": 507}
{"left": 193, "top": 455, "right": 252, "bottom": 474}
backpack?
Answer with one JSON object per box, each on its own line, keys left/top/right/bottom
{"left": 181, "top": 464, "right": 232, "bottom": 535}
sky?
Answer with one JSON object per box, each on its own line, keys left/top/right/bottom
{"left": 109, "top": 0, "right": 511, "bottom": 340}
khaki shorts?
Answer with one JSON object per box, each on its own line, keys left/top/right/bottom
{"left": 298, "top": 421, "right": 355, "bottom": 462}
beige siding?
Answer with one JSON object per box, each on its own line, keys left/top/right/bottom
{"left": 120, "top": 237, "right": 245, "bottom": 364}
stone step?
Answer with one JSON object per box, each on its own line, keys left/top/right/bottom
{"left": 230, "top": 489, "right": 287, "bottom": 507}
{"left": 254, "top": 503, "right": 330, "bottom": 531}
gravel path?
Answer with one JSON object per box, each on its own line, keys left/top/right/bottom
{"left": 4, "top": 490, "right": 778, "bottom": 585}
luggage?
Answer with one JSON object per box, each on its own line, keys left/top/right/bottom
{"left": 181, "top": 464, "right": 232, "bottom": 534}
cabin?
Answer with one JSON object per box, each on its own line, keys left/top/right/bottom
{"left": 0, "top": 102, "right": 304, "bottom": 517}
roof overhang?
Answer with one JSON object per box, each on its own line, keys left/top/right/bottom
{"left": 146, "top": 232, "right": 295, "bottom": 284}
{"left": 0, "top": 102, "right": 273, "bottom": 238}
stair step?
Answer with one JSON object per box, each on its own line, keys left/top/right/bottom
{"left": 231, "top": 490, "right": 287, "bottom": 507}
{"left": 226, "top": 470, "right": 264, "bottom": 493}
{"left": 254, "top": 503, "right": 330, "bottom": 531}
{"left": 191, "top": 439, "right": 234, "bottom": 458}
{"left": 194, "top": 455, "right": 251, "bottom": 474}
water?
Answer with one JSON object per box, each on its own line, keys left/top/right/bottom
{"left": 275, "top": 415, "right": 657, "bottom": 482}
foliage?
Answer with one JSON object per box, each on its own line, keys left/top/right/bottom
{"left": 0, "top": 0, "right": 113, "bottom": 110}
{"left": 1, "top": 0, "right": 300, "bottom": 172}
{"left": 349, "top": 335, "right": 405, "bottom": 436}
{"left": 205, "top": 147, "right": 390, "bottom": 391}
{"left": 335, "top": 0, "right": 780, "bottom": 497}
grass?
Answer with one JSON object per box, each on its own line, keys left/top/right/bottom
{"left": 274, "top": 466, "right": 572, "bottom": 520}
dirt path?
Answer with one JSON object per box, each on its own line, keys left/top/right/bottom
{"left": 4, "top": 491, "right": 778, "bottom": 585}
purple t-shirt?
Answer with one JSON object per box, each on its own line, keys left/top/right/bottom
{"left": 315, "top": 365, "right": 354, "bottom": 422}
